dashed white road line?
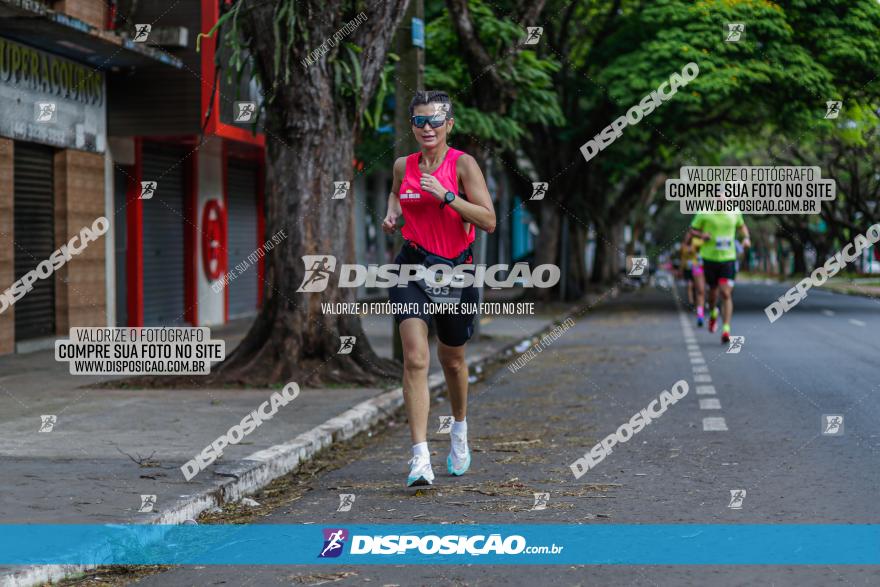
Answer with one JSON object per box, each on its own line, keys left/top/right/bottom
{"left": 821, "top": 309, "right": 835, "bottom": 317}
{"left": 699, "top": 398, "right": 722, "bottom": 410}
{"left": 703, "top": 417, "right": 729, "bottom": 431}
{"left": 677, "top": 293, "right": 727, "bottom": 432}
{"left": 849, "top": 319, "right": 866, "bottom": 327}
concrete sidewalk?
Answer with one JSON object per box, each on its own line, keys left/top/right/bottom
{"left": 0, "top": 302, "right": 576, "bottom": 585}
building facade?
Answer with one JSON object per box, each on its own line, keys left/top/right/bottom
{"left": 0, "top": 0, "right": 266, "bottom": 356}
{"left": 107, "top": 0, "right": 265, "bottom": 330}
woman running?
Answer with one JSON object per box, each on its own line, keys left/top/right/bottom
{"left": 381, "top": 90, "right": 496, "bottom": 487}
{"left": 680, "top": 232, "right": 705, "bottom": 325}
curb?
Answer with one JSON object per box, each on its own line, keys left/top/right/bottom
{"left": 2, "top": 303, "right": 584, "bottom": 587}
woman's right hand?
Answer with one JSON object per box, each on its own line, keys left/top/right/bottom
{"left": 382, "top": 211, "right": 399, "bottom": 234}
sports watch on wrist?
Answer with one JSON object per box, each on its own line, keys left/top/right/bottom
{"left": 440, "top": 190, "right": 456, "bottom": 209}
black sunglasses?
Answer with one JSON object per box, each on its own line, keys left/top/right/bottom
{"left": 411, "top": 114, "right": 448, "bottom": 129}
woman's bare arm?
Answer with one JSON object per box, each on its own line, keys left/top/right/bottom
{"left": 382, "top": 157, "right": 406, "bottom": 234}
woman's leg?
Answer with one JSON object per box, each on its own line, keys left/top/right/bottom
{"left": 437, "top": 341, "right": 468, "bottom": 421}
{"left": 438, "top": 339, "right": 471, "bottom": 475}
{"left": 694, "top": 271, "right": 705, "bottom": 309}
{"left": 399, "top": 317, "right": 431, "bottom": 444}
{"left": 693, "top": 268, "right": 706, "bottom": 325}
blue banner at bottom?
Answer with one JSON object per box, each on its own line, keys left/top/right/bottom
{"left": 1, "top": 525, "right": 879, "bottom": 565}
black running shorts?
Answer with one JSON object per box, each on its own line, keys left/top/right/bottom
{"left": 702, "top": 259, "right": 736, "bottom": 288}
{"left": 388, "top": 245, "right": 479, "bottom": 347}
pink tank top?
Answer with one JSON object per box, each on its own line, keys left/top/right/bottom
{"left": 399, "top": 147, "right": 475, "bottom": 258}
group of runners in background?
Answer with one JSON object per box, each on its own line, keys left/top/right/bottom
{"left": 680, "top": 212, "right": 751, "bottom": 343}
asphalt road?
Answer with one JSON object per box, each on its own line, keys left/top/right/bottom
{"left": 121, "top": 281, "right": 879, "bottom": 586}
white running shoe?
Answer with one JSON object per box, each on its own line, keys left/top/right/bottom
{"left": 406, "top": 454, "right": 434, "bottom": 487}
{"left": 447, "top": 432, "right": 471, "bottom": 476}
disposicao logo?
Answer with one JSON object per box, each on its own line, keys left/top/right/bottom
{"left": 316, "top": 529, "right": 562, "bottom": 558}
{"left": 319, "top": 528, "right": 348, "bottom": 558}
{"left": 296, "top": 256, "right": 560, "bottom": 292}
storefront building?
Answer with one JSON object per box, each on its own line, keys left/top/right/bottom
{"left": 0, "top": 0, "right": 264, "bottom": 357}
{"left": 108, "top": 0, "right": 265, "bottom": 329}
{"left": 0, "top": 0, "right": 181, "bottom": 354}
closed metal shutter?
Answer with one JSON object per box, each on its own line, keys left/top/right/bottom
{"left": 141, "top": 144, "right": 187, "bottom": 326}
{"left": 227, "top": 161, "right": 259, "bottom": 318}
{"left": 13, "top": 143, "right": 55, "bottom": 341}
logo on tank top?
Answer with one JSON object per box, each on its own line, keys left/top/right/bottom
{"left": 400, "top": 189, "right": 421, "bottom": 201}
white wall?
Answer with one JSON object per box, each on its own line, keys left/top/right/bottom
{"left": 197, "top": 139, "right": 225, "bottom": 326}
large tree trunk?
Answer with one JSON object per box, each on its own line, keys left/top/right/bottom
{"left": 532, "top": 203, "right": 561, "bottom": 301}
{"left": 216, "top": 132, "right": 396, "bottom": 386}
{"left": 814, "top": 238, "right": 830, "bottom": 271}
{"left": 210, "top": 0, "right": 408, "bottom": 386}
{"left": 607, "top": 223, "right": 623, "bottom": 280}
{"left": 590, "top": 230, "right": 606, "bottom": 285}
{"left": 566, "top": 222, "right": 587, "bottom": 300}
{"left": 591, "top": 220, "right": 622, "bottom": 284}
{"left": 790, "top": 239, "right": 807, "bottom": 276}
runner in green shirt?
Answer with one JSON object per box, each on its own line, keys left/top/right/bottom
{"left": 689, "top": 212, "right": 750, "bottom": 343}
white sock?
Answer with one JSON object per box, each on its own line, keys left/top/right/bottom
{"left": 451, "top": 419, "right": 468, "bottom": 456}
{"left": 412, "top": 442, "right": 429, "bottom": 460}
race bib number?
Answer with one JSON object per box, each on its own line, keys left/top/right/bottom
{"left": 715, "top": 237, "right": 732, "bottom": 250}
{"left": 418, "top": 264, "right": 467, "bottom": 304}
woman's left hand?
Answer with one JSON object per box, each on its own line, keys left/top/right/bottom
{"left": 419, "top": 173, "right": 446, "bottom": 200}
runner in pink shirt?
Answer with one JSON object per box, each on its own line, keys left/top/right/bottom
{"left": 382, "top": 90, "right": 496, "bottom": 488}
